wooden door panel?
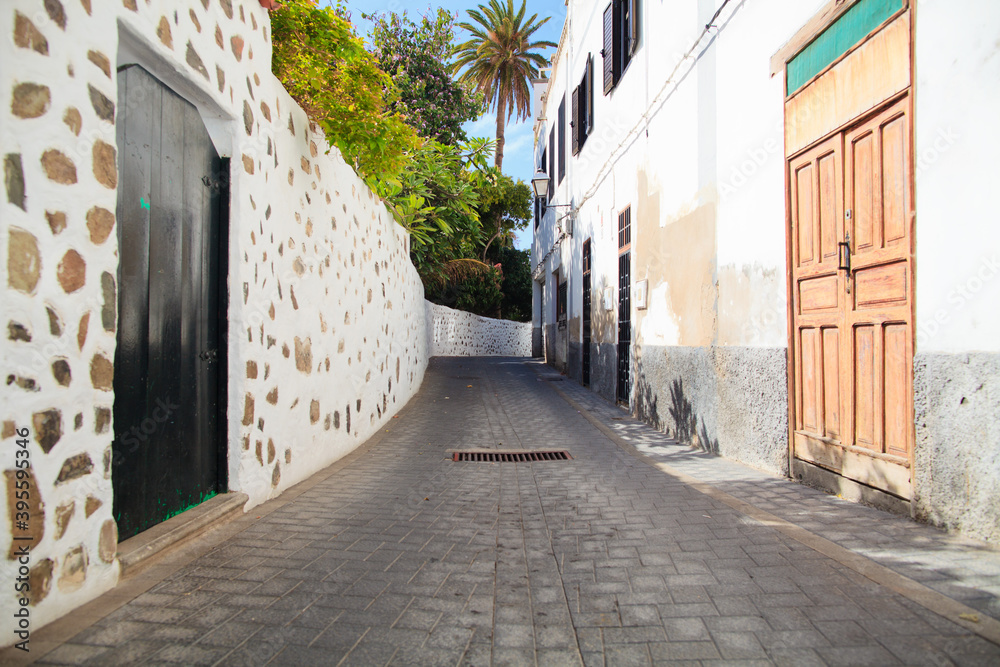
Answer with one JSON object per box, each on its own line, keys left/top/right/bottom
{"left": 881, "top": 114, "right": 907, "bottom": 245}
{"left": 795, "top": 162, "right": 816, "bottom": 267}
{"left": 853, "top": 325, "right": 877, "bottom": 451}
{"left": 818, "top": 152, "right": 839, "bottom": 262}
{"left": 850, "top": 131, "right": 877, "bottom": 252}
{"left": 883, "top": 323, "right": 909, "bottom": 457}
{"left": 822, "top": 327, "right": 841, "bottom": 439}
{"left": 854, "top": 261, "right": 908, "bottom": 308}
{"left": 800, "top": 328, "right": 819, "bottom": 433}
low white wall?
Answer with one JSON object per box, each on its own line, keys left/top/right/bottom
{"left": 426, "top": 302, "right": 532, "bottom": 357}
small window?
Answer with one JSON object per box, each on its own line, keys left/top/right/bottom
{"left": 556, "top": 278, "right": 568, "bottom": 323}
{"left": 603, "top": 0, "right": 640, "bottom": 94}
{"left": 572, "top": 55, "right": 595, "bottom": 156}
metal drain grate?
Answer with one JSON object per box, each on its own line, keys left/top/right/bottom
{"left": 452, "top": 450, "right": 571, "bottom": 463}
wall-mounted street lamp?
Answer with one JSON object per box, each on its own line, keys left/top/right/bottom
{"left": 531, "top": 171, "right": 573, "bottom": 208}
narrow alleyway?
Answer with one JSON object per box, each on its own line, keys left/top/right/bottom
{"left": 11, "top": 358, "right": 1000, "bottom": 666}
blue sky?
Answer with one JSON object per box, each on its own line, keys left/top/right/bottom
{"left": 337, "top": 0, "right": 567, "bottom": 249}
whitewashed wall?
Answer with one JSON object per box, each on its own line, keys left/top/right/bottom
{"left": 1, "top": 0, "right": 427, "bottom": 635}
{"left": 426, "top": 302, "right": 532, "bottom": 357}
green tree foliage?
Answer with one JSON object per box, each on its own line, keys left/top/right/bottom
{"left": 365, "top": 9, "right": 483, "bottom": 145}
{"left": 476, "top": 172, "right": 531, "bottom": 260}
{"left": 270, "top": 0, "right": 418, "bottom": 183}
{"left": 453, "top": 0, "right": 556, "bottom": 170}
{"left": 496, "top": 247, "right": 532, "bottom": 322}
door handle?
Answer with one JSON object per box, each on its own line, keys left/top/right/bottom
{"left": 839, "top": 232, "right": 852, "bottom": 293}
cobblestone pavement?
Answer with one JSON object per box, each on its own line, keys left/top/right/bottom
{"left": 26, "top": 358, "right": 1000, "bottom": 665}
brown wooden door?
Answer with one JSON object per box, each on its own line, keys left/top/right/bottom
{"left": 790, "top": 96, "right": 913, "bottom": 498}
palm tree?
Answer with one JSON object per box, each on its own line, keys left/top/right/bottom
{"left": 453, "top": 0, "right": 556, "bottom": 171}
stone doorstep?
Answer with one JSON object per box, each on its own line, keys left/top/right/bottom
{"left": 117, "top": 492, "right": 249, "bottom": 577}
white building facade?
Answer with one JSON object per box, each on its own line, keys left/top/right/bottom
{"left": 531, "top": 0, "right": 1000, "bottom": 544}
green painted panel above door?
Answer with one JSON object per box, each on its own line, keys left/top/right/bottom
{"left": 787, "top": 0, "right": 905, "bottom": 95}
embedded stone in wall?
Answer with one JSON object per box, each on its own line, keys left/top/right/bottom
{"left": 231, "top": 35, "right": 244, "bottom": 60}
{"left": 294, "top": 337, "right": 312, "bottom": 374}
{"left": 41, "top": 149, "right": 76, "bottom": 184}
{"left": 47, "top": 211, "right": 67, "bottom": 235}
{"left": 242, "top": 394, "right": 254, "bottom": 426}
{"left": 77, "top": 313, "right": 90, "bottom": 350}
{"left": 14, "top": 12, "right": 48, "bottom": 55}
{"left": 86, "top": 206, "right": 114, "bottom": 244}
{"left": 101, "top": 272, "right": 116, "bottom": 331}
{"left": 220, "top": 0, "right": 234, "bottom": 19}
{"left": 95, "top": 406, "right": 110, "bottom": 434}
{"left": 47, "top": 307, "right": 62, "bottom": 336}
{"left": 44, "top": 0, "right": 66, "bottom": 29}
{"left": 267, "top": 439, "right": 275, "bottom": 463}
{"left": 63, "top": 107, "right": 82, "bottom": 135}
{"left": 266, "top": 387, "right": 278, "bottom": 405}
{"left": 54, "top": 501, "right": 74, "bottom": 539}
{"left": 99, "top": 520, "right": 116, "bottom": 563}
{"left": 5, "top": 469, "right": 44, "bottom": 559}
{"left": 89, "top": 354, "right": 113, "bottom": 391}
{"left": 11, "top": 83, "right": 51, "bottom": 119}
{"left": 185, "top": 42, "right": 209, "bottom": 80}
{"left": 57, "top": 249, "right": 85, "bottom": 293}
{"left": 32, "top": 409, "right": 61, "bottom": 453}
{"left": 87, "top": 50, "right": 110, "bottom": 78}
{"left": 88, "top": 85, "right": 114, "bottom": 123}
{"left": 310, "top": 400, "right": 319, "bottom": 424}
{"left": 28, "top": 559, "right": 53, "bottom": 606}
{"left": 56, "top": 453, "right": 93, "bottom": 484}
{"left": 156, "top": 16, "right": 172, "bottom": 49}
{"left": 241, "top": 154, "right": 254, "bottom": 174}
{"left": 246, "top": 361, "right": 258, "bottom": 378}
{"left": 52, "top": 359, "right": 71, "bottom": 386}
{"left": 123, "top": 0, "right": 137, "bottom": 11}
{"left": 92, "top": 141, "right": 117, "bottom": 188}
{"left": 271, "top": 463, "right": 280, "bottom": 487}
{"left": 57, "top": 546, "right": 87, "bottom": 592}
{"left": 243, "top": 100, "right": 253, "bottom": 135}
{"left": 8, "top": 321, "right": 30, "bottom": 342}
{"left": 5, "top": 154, "right": 26, "bottom": 210}
{"left": 189, "top": 9, "right": 201, "bottom": 32}
{"left": 216, "top": 65, "right": 225, "bottom": 93}
{"left": 84, "top": 496, "right": 102, "bottom": 517}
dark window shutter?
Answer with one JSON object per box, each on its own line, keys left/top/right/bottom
{"left": 548, "top": 128, "right": 554, "bottom": 202}
{"left": 602, "top": 2, "right": 614, "bottom": 94}
{"left": 586, "top": 55, "right": 595, "bottom": 135}
{"left": 571, "top": 86, "right": 580, "bottom": 156}
{"left": 628, "top": 0, "right": 640, "bottom": 56}
{"left": 557, "top": 98, "right": 565, "bottom": 184}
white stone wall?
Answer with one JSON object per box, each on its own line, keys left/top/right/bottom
{"left": 1, "top": 0, "right": 427, "bottom": 635}
{"left": 426, "top": 302, "right": 532, "bottom": 357}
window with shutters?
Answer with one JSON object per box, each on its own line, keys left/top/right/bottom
{"left": 557, "top": 97, "right": 566, "bottom": 184}
{"left": 602, "top": 0, "right": 640, "bottom": 95}
{"left": 548, "top": 127, "right": 555, "bottom": 202}
{"left": 572, "top": 55, "right": 595, "bottom": 156}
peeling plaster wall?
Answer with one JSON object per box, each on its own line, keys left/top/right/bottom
{"left": 426, "top": 302, "right": 531, "bottom": 358}
{"left": 2, "top": 0, "right": 427, "bottom": 635}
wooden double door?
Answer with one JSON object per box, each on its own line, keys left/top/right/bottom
{"left": 789, "top": 96, "right": 913, "bottom": 498}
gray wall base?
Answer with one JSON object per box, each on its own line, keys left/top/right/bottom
{"left": 792, "top": 459, "right": 911, "bottom": 517}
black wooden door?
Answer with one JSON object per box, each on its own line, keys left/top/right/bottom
{"left": 582, "top": 240, "right": 592, "bottom": 386}
{"left": 113, "top": 65, "right": 227, "bottom": 540}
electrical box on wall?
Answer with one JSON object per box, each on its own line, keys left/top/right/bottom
{"left": 634, "top": 280, "right": 648, "bottom": 310}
